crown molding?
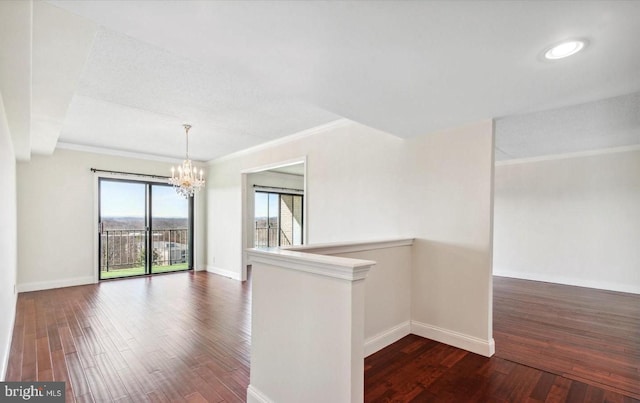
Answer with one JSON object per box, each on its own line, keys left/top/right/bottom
{"left": 496, "top": 144, "right": 640, "bottom": 166}
{"left": 55, "top": 142, "right": 197, "bottom": 164}
{"left": 55, "top": 119, "right": 352, "bottom": 166}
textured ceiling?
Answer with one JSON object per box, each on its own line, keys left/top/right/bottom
{"left": 59, "top": 28, "right": 339, "bottom": 161}
{"left": 5, "top": 1, "right": 640, "bottom": 161}
{"left": 495, "top": 91, "right": 640, "bottom": 161}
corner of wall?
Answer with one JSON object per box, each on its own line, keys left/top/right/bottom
{"left": 0, "top": 292, "right": 17, "bottom": 381}
{"left": 364, "top": 320, "right": 411, "bottom": 357}
{"left": 206, "top": 265, "right": 243, "bottom": 281}
{"left": 411, "top": 320, "right": 495, "bottom": 357}
{"left": 0, "top": 89, "right": 18, "bottom": 381}
{"left": 247, "top": 385, "right": 273, "bottom": 403}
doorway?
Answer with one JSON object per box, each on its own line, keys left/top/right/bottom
{"left": 98, "top": 178, "right": 193, "bottom": 280}
{"left": 241, "top": 158, "right": 306, "bottom": 280}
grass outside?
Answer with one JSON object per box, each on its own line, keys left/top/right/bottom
{"left": 100, "top": 262, "right": 189, "bottom": 279}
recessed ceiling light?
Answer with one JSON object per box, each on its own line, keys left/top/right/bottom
{"left": 544, "top": 40, "right": 586, "bottom": 60}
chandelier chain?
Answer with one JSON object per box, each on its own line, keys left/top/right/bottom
{"left": 184, "top": 124, "right": 191, "bottom": 160}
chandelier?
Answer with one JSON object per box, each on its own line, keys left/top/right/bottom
{"left": 169, "top": 124, "right": 205, "bottom": 198}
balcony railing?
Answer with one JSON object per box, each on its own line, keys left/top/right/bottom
{"left": 254, "top": 227, "right": 293, "bottom": 248}
{"left": 100, "top": 228, "right": 188, "bottom": 272}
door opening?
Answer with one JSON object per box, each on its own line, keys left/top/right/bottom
{"left": 242, "top": 158, "right": 306, "bottom": 281}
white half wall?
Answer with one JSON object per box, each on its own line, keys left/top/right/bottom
{"left": 494, "top": 149, "right": 640, "bottom": 294}
{"left": 248, "top": 249, "right": 372, "bottom": 403}
{"left": 0, "top": 93, "right": 18, "bottom": 380}
{"left": 16, "top": 148, "right": 206, "bottom": 291}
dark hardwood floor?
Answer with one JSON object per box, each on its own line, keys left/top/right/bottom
{"left": 364, "top": 334, "right": 638, "bottom": 403}
{"left": 494, "top": 276, "right": 640, "bottom": 400}
{"left": 6, "top": 272, "right": 251, "bottom": 402}
{"left": 6, "top": 271, "right": 639, "bottom": 402}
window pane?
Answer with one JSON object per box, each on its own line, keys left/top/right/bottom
{"left": 254, "top": 192, "right": 269, "bottom": 247}
{"left": 151, "top": 185, "right": 189, "bottom": 274}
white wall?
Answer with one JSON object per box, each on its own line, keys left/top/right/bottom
{"left": 0, "top": 94, "right": 18, "bottom": 380}
{"left": 17, "top": 148, "right": 206, "bottom": 291}
{"left": 406, "top": 122, "right": 495, "bottom": 353}
{"left": 334, "top": 244, "right": 412, "bottom": 356}
{"left": 208, "top": 119, "right": 495, "bottom": 355}
{"left": 208, "top": 121, "right": 406, "bottom": 279}
{"left": 494, "top": 149, "right": 640, "bottom": 294}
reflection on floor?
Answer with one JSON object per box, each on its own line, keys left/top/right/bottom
{"left": 494, "top": 276, "right": 640, "bottom": 399}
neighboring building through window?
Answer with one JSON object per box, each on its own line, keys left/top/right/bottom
{"left": 254, "top": 191, "right": 303, "bottom": 247}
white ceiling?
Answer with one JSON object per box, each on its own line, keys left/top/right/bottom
{"left": 3, "top": 1, "right": 640, "bottom": 161}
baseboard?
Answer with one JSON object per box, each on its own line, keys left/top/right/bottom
{"left": 247, "top": 385, "right": 273, "bottom": 403}
{"left": 411, "top": 321, "right": 495, "bottom": 357}
{"left": 206, "top": 266, "right": 242, "bottom": 281}
{"left": 493, "top": 271, "right": 640, "bottom": 295}
{"left": 365, "top": 321, "right": 411, "bottom": 357}
{"left": 17, "top": 276, "right": 96, "bottom": 293}
{"left": 1, "top": 292, "right": 17, "bottom": 381}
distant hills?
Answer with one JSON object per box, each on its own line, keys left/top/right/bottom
{"left": 102, "top": 216, "right": 188, "bottom": 230}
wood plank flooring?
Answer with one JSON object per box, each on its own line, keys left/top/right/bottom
{"left": 6, "top": 272, "right": 251, "bottom": 402}
{"left": 494, "top": 277, "right": 640, "bottom": 399}
{"left": 364, "top": 334, "right": 639, "bottom": 403}
{"left": 6, "top": 271, "right": 639, "bottom": 402}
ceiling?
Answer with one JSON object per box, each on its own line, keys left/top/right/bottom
{"left": 496, "top": 91, "right": 640, "bottom": 161}
{"left": 2, "top": 1, "right": 640, "bottom": 162}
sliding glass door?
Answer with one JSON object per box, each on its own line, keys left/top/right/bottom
{"left": 98, "top": 178, "right": 192, "bottom": 280}
{"left": 254, "top": 191, "right": 303, "bottom": 247}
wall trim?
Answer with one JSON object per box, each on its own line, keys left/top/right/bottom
{"left": 17, "top": 276, "right": 96, "bottom": 293}
{"left": 411, "top": 321, "right": 495, "bottom": 357}
{"left": 56, "top": 142, "right": 185, "bottom": 164}
{"left": 206, "top": 266, "right": 243, "bottom": 281}
{"left": 1, "top": 292, "right": 17, "bottom": 381}
{"left": 285, "top": 238, "right": 414, "bottom": 256}
{"left": 496, "top": 144, "right": 640, "bottom": 166}
{"left": 365, "top": 320, "right": 411, "bottom": 357}
{"left": 247, "top": 385, "right": 273, "bottom": 403}
{"left": 493, "top": 272, "right": 640, "bottom": 295}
